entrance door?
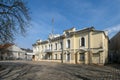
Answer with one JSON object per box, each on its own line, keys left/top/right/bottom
{"left": 32, "top": 55, "right": 35, "bottom": 61}
{"left": 47, "top": 53, "right": 52, "bottom": 60}
{"left": 67, "top": 53, "right": 70, "bottom": 61}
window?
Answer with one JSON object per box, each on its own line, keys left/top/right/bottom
{"left": 38, "top": 46, "right": 39, "bottom": 50}
{"left": 49, "top": 44, "right": 50, "bottom": 49}
{"left": 60, "top": 42, "right": 63, "bottom": 49}
{"left": 81, "top": 37, "right": 85, "bottom": 46}
{"left": 42, "top": 46, "right": 44, "bottom": 51}
{"left": 67, "top": 40, "right": 70, "bottom": 48}
{"left": 66, "top": 32, "right": 70, "bottom": 36}
{"left": 55, "top": 54, "right": 57, "bottom": 60}
{"left": 45, "top": 45, "right": 47, "bottom": 49}
{"left": 66, "top": 53, "right": 70, "bottom": 61}
{"left": 18, "top": 52, "right": 20, "bottom": 58}
{"left": 60, "top": 53, "right": 62, "bottom": 60}
{"left": 79, "top": 53, "right": 84, "bottom": 61}
{"left": 51, "top": 44, "right": 52, "bottom": 50}
{"left": 55, "top": 43, "right": 57, "bottom": 50}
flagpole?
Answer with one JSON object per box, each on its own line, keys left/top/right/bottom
{"left": 52, "top": 18, "right": 54, "bottom": 35}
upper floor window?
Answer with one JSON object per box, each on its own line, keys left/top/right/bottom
{"left": 81, "top": 37, "right": 85, "bottom": 47}
{"left": 60, "top": 42, "right": 63, "bottom": 49}
{"left": 55, "top": 43, "right": 57, "bottom": 50}
{"left": 67, "top": 39, "right": 70, "bottom": 48}
{"left": 49, "top": 44, "right": 50, "bottom": 49}
{"left": 66, "top": 32, "right": 70, "bottom": 36}
{"left": 45, "top": 45, "right": 47, "bottom": 49}
{"left": 51, "top": 44, "right": 52, "bottom": 50}
{"left": 42, "top": 46, "right": 44, "bottom": 50}
{"left": 38, "top": 46, "right": 40, "bottom": 51}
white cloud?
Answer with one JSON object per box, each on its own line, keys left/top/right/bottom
{"left": 105, "top": 24, "right": 120, "bottom": 34}
{"left": 105, "top": 24, "right": 120, "bottom": 38}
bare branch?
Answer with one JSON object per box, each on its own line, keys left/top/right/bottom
{"left": 0, "top": 0, "right": 30, "bottom": 43}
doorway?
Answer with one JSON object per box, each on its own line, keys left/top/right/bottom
{"left": 66, "top": 53, "right": 70, "bottom": 62}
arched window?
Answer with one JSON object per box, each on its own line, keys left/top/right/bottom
{"left": 81, "top": 37, "right": 85, "bottom": 46}
{"left": 67, "top": 40, "right": 70, "bottom": 48}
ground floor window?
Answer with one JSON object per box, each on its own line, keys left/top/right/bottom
{"left": 48, "top": 54, "right": 51, "bottom": 59}
{"left": 42, "top": 55, "right": 44, "bottom": 59}
{"left": 79, "top": 53, "right": 85, "bottom": 61}
{"left": 92, "top": 53, "right": 100, "bottom": 64}
{"left": 60, "top": 53, "right": 62, "bottom": 60}
{"left": 55, "top": 54, "right": 57, "bottom": 60}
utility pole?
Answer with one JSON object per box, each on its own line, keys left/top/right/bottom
{"left": 50, "top": 18, "right": 54, "bottom": 60}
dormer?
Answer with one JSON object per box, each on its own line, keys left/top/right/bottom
{"left": 63, "top": 27, "right": 76, "bottom": 35}
{"left": 37, "top": 39, "right": 42, "bottom": 43}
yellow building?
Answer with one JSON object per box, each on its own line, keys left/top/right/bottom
{"left": 33, "top": 27, "right": 108, "bottom": 65}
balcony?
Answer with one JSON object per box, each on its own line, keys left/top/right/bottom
{"left": 44, "top": 49, "right": 53, "bottom": 53}
{"left": 80, "top": 47, "right": 87, "bottom": 51}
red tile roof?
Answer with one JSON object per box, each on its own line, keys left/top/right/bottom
{"left": 0, "top": 43, "right": 14, "bottom": 49}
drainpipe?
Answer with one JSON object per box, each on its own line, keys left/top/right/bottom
{"left": 88, "top": 31, "right": 91, "bottom": 64}
{"left": 61, "top": 40, "right": 64, "bottom": 63}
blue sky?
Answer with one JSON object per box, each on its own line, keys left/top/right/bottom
{"left": 15, "top": 0, "right": 120, "bottom": 49}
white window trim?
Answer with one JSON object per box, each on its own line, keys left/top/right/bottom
{"left": 66, "top": 39, "right": 71, "bottom": 49}
{"left": 60, "top": 42, "right": 63, "bottom": 49}
{"left": 80, "top": 36, "right": 86, "bottom": 48}
{"left": 66, "top": 40, "right": 68, "bottom": 48}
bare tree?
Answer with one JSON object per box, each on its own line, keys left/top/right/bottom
{"left": 0, "top": 0, "right": 30, "bottom": 43}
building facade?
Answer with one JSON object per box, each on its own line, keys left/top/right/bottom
{"left": 21, "top": 48, "right": 34, "bottom": 60}
{"left": 0, "top": 43, "right": 26, "bottom": 60}
{"left": 33, "top": 27, "right": 108, "bottom": 65}
{"left": 109, "top": 31, "right": 120, "bottom": 63}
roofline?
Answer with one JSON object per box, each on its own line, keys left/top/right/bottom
{"left": 110, "top": 31, "right": 120, "bottom": 40}
{"left": 93, "top": 30, "right": 109, "bottom": 39}
{"left": 33, "top": 26, "right": 108, "bottom": 45}
{"left": 64, "top": 27, "right": 75, "bottom": 32}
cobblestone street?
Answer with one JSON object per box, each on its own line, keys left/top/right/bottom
{"left": 0, "top": 61, "right": 120, "bottom": 80}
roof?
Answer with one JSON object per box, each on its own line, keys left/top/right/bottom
{"left": 21, "top": 48, "right": 33, "bottom": 53}
{"left": 0, "top": 43, "right": 14, "bottom": 49}
{"left": 33, "top": 27, "right": 108, "bottom": 45}
{"left": 74, "top": 27, "right": 95, "bottom": 33}
{"left": 109, "top": 31, "right": 120, "bottom": 50}
{"left": 111, "top": 31, "right": 120, "bottom": 41}
{"left": 64, "top": 27, "right": 75, "bottom": 32}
